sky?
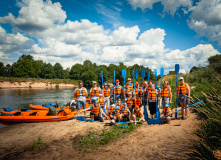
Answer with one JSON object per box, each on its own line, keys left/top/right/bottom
{"left": 0, "top": 0, "right": 221, "bottom": 74}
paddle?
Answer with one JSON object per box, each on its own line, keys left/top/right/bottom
{"left": 148, "top": 71, "right": 150, "bottom": 81}
{"left": 175, "top": 64, "right": 179, "bottom": 120}
{"left": 122, "top": 69, "right": 127, "bottom": 102}
{"left": 132, "top": 71, "right": 136, "bottom": 105}
{"left": 114, "top": 70, "right": 115, "bottom": 104}
{"left": 101, "top": 71, "right": 103, "bottom": 88}
{"left": 156, "top": 67, "right": 164, "bottom": 118}
{"left": 147, "top": 101, "right": 203, "bottom": 125}
{"left": 142, "top": 70, "right": 148, "bottom": 121}
{"left": 154, "top": 69, "right": 160, "bottom": 118}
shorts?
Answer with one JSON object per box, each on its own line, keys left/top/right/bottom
{"left": 77, "top": 100, "right": 86, "bottom": 110}
{"left": 122, "top": 115, "right": 129, "bottom": 122}
{"left": 162, "top": 98, "right": 170, "bottom": 106}
{"left": 90, "top": 112, "right": 104, "bottom": 122}
{"left": 148, "top": 101, "right": 157, "bottom": 115}
{"left": 179, "top": 94, "right": 190, "bottom": 104}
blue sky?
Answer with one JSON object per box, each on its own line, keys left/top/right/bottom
{"left": 0, "top": 0, "right": 220, "bottom": 73}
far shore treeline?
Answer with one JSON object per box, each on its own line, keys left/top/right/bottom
{"left": 0, "top": 54, "right": 221, "bottom": 87}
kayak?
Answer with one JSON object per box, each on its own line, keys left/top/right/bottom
{"left": 29, "top": 104, "right": 61, "bottom": 111}
{"left": 1, "top": 108, "right": 47, "bottom": 116}
{"left": 0, "top": 107, "right": 77, "bottom": 123}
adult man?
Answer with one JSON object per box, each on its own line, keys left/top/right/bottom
{"left": 74, "top": 81, "right": 88, "bottom": 117}
{"left": 111, "top": 79, "right": 123, "bottom": 101}
{"left": 90, "top": 81, "right": 101, "bottom": 103}
{"left": 177, "top": 77, "right": 190, "bottom": 120}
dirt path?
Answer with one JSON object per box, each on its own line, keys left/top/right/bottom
{"left": 0, "top": 112, "right": 199, "bottom": 160}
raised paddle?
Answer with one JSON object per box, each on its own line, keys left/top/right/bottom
{"left": 156, "top": 67, "right": 164, "bottom": 118}
{"left": 122, "top": 69, "right": 127, "bottom": 102}
{"left": 101, "top": 71, "right": 103, "bottom": 88}
{"left": 148, "top": 71, "right": 150, "bottom": 81}
{"left": 147, "top": 101, "right": 203, "bottom": 125}
{"left": 135, "top": 70, "right": 139, "bottom": 106}
{"left": 142, "top": 70, "right": 148, "bottom": 121}
{"left": 175, "top": 64, "right": 179, "bottom": 120}
{"left": 154, "top": 69, "right": 160, "bottom": 118}
{"left": 114, "top": 70, "right": 116, "bottom": 104}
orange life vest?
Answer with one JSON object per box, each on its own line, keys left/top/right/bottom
{"left": 92, "top": 105, "right": 100, "bottom": 115}
{"left": 161, "top": 87, "right": 170, "bottom": 99}
{"left": 139, "top": 87, "right": 143, "bottom": 98}
{"left": 121, "top": 107, "right": 129, "bottom": 116}
{"left": 114, "top": 85, "right": 122, "bottom": 95}
{"left": 122, "top": 88, "right": 131, "bottom": 97}
{"left": 147, "top": 86, "right": 152, "bottom": 94}
{"left": 134, "top": 110, "right": 142, "bottom": 117}
{"left": 75, "top": 87, "right": 86, "bottom": 97}
{"left": 134, "top": 97, "right": 141, "bottom": 105}
{"left": 114, "top": 109, "right": 121, "bottom": 117}
{"left": 126, "top": 98, "right": 134, "bottom": 106}
{"left": 149, "top": 90, "right": 157, "bottom": 101}
{"left": 134, "top": 87, "right": 139, "bottom": 96}
{"left": 91, "top": 87, "right": 100, "bottom": 97}
{"left": 129, "top": 83, "right": 133, "bottom": 91}
{"left": 177, "top": 83, "right": 189, "bottom": 95}
{"left": 163, "top": 107, "right": 172, "bottom": 117}
{"left": 98, "top": 98, "right": 104, "bottom": 108}
{"left": 104, "top": 88, "right": 110, "bottom": 97}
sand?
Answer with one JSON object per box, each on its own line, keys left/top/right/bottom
{"left": 0, "top": 110, "right": 199, "bottom": 160}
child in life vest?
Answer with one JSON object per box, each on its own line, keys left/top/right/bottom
{"left": 161, "top": 104, "right": 172, "bottom": 124}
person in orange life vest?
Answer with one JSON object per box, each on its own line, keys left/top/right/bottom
{"left": 127, "top": 78, "right": 133, "bottom": 91}
{"left": 160, "top": 104, "right": 172, "bottom": 124}
{"left": 74, "top": 81, "right": 88, "bottom": 117}
{"left": 81, "top": 100, "right": 108, "bottom": 122}
{"left": 133, "top": 82, "right": 142, "bottom": 107}
{"left": 160, "top": 81, "right": 172, "bottom": 108}
{"left": 98, "top": 94, "right": 105, "bottom": 112}
{"left": 110, "top": 105, "right": 122, "bottom": 123}
{"left": 111, "top": 79, "right": 123, "bottom": 101}
{"left": 120, "top": 103, "right": 130, "bottom": 122}
{"left": 126, "top": 91, "right": 134, "bottom": 115}
{"left": 122, "top": 82, "right": 132, "bottom": 100}
{"left": 143, "top": 81, "right": 148, "bottom": 109}
{"left": 132, "top": 105, "right": 145, "bottom": 123}
{"left": 147, "top": 84, "right": 159, "bottom": 119}
{"left": 90, "top": 81, "right": 101, "bottom": 104}
{"left": 108, "top": 104, "right": 116, "bottom": 120}
{"left": 116, "top": 98, "right": 123, "bottom": 110}
{"left": 176, "top": 77, "right": 190, "bottom": 120}
{"left": 103, "top": 83, "right": 110, "bottom": 111}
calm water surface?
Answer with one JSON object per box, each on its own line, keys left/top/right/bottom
{"left": 0, "top": 88, "right": 77, "bottom": 128}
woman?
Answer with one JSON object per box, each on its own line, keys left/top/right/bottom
{"left": 161, "top": 81, "right": 172, "bottom": 107}
{"left": 147, "top": 84, "right": 159, "bottom": 119}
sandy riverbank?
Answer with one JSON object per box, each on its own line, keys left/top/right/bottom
{"left": 0, "top": 81, "right": 76, "bottom": 89}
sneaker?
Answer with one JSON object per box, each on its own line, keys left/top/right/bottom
{"left": 182, "top": 117, "right": 187, "bottom": 120}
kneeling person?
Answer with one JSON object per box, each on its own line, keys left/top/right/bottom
{"left": 110, "top": 106, "right": 121, "bottom": 123}
{"left": 120, "top": 103, "right": 130, "bottom": 122}
{"left": 132, "top": 105, "right": 145, "bottom": 122}
{"left": 161, "top": 104, "right": 172, "bottom": 124}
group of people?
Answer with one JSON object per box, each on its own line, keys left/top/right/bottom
{"left": 74, "top": 76, "right": 190, "bottom": 124}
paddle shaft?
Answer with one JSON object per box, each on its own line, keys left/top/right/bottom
{"left": 114, "top": 70, "right": 115, "bottom": 104}
{"left": 175, "top": 73, "right": 178, "bottom": 119}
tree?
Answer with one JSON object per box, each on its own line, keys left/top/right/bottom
{"left": 82, "top": 60, "right": 93, "bottom": 72}
{"left": 34, "top": 60, "right": 45, "bottom": 78}
{"left": 5, "top": 64, "right": 12, "bottom": 77}
{"left": 169, "top": 71, "right": 176, "bottom": 75}
{"left": 0, "top": 62, "right": 6, "bottom": 77}
{"left": 190, "top": 66, "right": 198, "bottom": 73}
{"left": 63, "top": 69, "right": 69, "bottom": 79}
{"left": 53, "top": 62, "right": 64, "bottom": 79}
{"left": 69, "top": 63, "right": 83, "bottom": 80}
{"left": 41, "top": 63, "right": 55, "bottom": 79}
{"left": 81, "top": 71, "right": 98, "bottom": 87}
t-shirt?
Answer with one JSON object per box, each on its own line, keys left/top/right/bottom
{"left": 74, "top": 87, "right": 88, "bottom": 101}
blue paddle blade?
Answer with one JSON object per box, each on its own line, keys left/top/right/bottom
{"left": 160, "top": 67, "right": 164, "bottom": 78}
{"left": 122, "top": 69, "right": 126, "bottom": 79}
{"left": 175, "top": 64, "right": 179, "bottom": 74}
{"left": 154, "top": 69, "right": 157, "bottom": 77}
{"left": 141, "top": 70, "right": 145, "bottom": 79}
{"left": 135, "top": 70, "right": 139, "bottom": 79}
{"left": 148, "top": 72, "right": 150, "bottom": 81}
{"left": 147, "top": 118, "right": 162, "bottom": 125}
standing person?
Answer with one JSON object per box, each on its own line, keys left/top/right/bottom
{"left": 126, "top": 92, "right": 134, "bottom": 117}
{"left": 147, "top": 84, "right": 159, "bottom": 119}
{"left": 74, "top": 81, "right": 88, "bottom": 117}
{"left": 177, "top": 77, "right": 190, "bottom": 120}
{"left": 120, "top": 103, "right": 130, "bottom": 122}
{"left": 111, "top": 79, "right": 123, "bottom": 101}
{"left": 127, "top": 78, "right": 133, "bottom": 91}
{"left": 143, "top": 81, "right": 148, "bottom": 109}
{"left": 161, "top": 81, "right": 172, "bottom": 107}
{"left": 122, "top": 82, "right": 132, "bottom": 101}
{"left": 90, "top": 81, "right": 101, "bottom": 104}
{"left": 81, "top": 100, "right": 108, "bottom": 122}
{"left": 103, "top": 83, "right": 110, "bottom": 112}
{"left": 133, "top": 82, "right": 141, "bottom": 107}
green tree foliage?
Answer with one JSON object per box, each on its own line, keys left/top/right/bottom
{"left": 41, "top": 63, "right": 55, "bottom": 79}
{"left": 53, "top": 62, "right": 64, "bottom": 79}
{"left": 69, "top": 63, "right": 83, "bottom": 80}
{"left": 5, "top": 64, "right": 12, "bottom": 77}
{"left": 0, "top": 62, "right": 6, "bottom": 76}
{"left": 169, "top": 71, "right": 176, "bottom": 75}
{"left": 190, "top": 66, "right": 199, "bottom": 73}
{"left": 63, "top": 69, "right": 69, "bottom": 79}
{"left": 81, "top": 71, "right": 98, "bottom": 87}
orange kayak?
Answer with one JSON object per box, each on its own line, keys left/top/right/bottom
{"left": 29, "top": 104, "right": 61, "bottom": 111}
{"left": 1, "top": 108, "right": 47, "bottom": 116}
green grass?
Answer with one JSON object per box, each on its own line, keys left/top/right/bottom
{"left": 30, "top": 136, "right": 47, "bottom": 150}
{"left": 73, "top": 123, "right": 141, "bottom": 151}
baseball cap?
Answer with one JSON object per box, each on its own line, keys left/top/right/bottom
{"left": 78, "top": 81, "right": 83, "bottom": 84}
{"left": 116, "top": 79, "right": 119, "bottom": 82}
{"left": 104, "top": 83, "right": 108, "bottom": 86}
{"left": 93, "top": 81, "right": 97, "bottom": 83}
{"left": 123, "top": 103, "right": 127, "bottom": 106}
{"left": 128, "top": 78, "right": 131, "bottom": 81}
{"left": 179, "top": 77, "right": 184, "bottom": 80}
{"left": 111, "top": 104, "right": 115, "bottom": 107}
{"left": 135, "top": 105, "right": 139, "bottom": 109}
{"left": 135, "top": 82, "right": 139, "bottom": 85}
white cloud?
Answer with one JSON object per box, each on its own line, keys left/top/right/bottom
{"left": 0, "top": 0, "right": 66, "bottom": 33}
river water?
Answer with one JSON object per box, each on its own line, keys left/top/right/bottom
{"left": 0, "top": 88, "right": 77, "bottom": 128}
